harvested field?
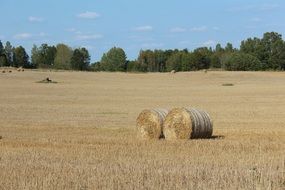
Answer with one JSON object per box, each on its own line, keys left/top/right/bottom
{"left": 0, "top": 71, "right": 285, "bottom": 189}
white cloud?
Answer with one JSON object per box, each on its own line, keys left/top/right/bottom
{"left": 76, "top": 34, "right": 103, "bottom": 40}
{"left": 227, "top": 5, "right": 254, "bottom": 12}
{"left": 134, "top": 25, "right": 153, "bottom": 32}
{"left": 179, "top": 40, "right": 191, "bottom": 45}
{"left": 14, "top": 33, "right": 33, "bottom": 40}
{"left": 39, "top": 32, "right": 48, "bottom": 37}
{"left": 28, "top": 16, "right": 44, "bottom": 22}
{"left": 170, "top": 27, "right": 187, "bottom": 33}
{"left": 227, "top": 4, "right": 279, "bottom": 12}
{"left": 77, "top": 11, "right": 100, "bottom": 19}
{"left": 202, "top": 40, "right": 216, "bottom": 46}
{"left": 66, "top": 28, "right": 77, "bottom": 32}
{"left": 141, "top": 42, "right": 164, "bottom": 48}
{"left": 245, "top": 25, "right": 257, "bottom": 29}
{"left": 191, "top": 26, "right": 207, "bottom": 32}
{"left": 65, "top": 28, "right": 82, "bottom": 35}
{"left": 129, "top": 35, "right": 154, "bottom": 43}
{"left": 260, "top": 4, "right": 279, "bottom": 11}
{"left": 213, "top": 26, "right": 220, "bottom": 31}
{"left": 250, "top": 17, "right": 261, "bottom": 22}
{"left": 81, "top": 45, "right": 95, "bottom": 50}
{"left": 13, "top": 32, "right": 50, "bottom": 40}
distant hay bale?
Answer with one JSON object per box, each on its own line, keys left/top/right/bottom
{"left": 170, "top": 70, "right": 176, "bottom": 74}
{"left": 136, "top": 109, "right": 169, "bottom": 140}
{"left": 2, "top": 70, "right": 5, "bottom": 73}
{"left": 8, "top": 70, "right": 12, "bottom": 73}
{"left": 17, "top": 67, "right": 24, "bottom": 72}
{"left": 37, "top": 77, "right": 58, "bottom": 84}
{"left": 164, "top": 107, "right": 213, "bottom": 140}
{"left": 222, "top": 83, "right": 234, "bottom": 86}
{"left": 22, "top": 69, "right": 24, "bottom": 72}
{"left": 0, "top": 136, "right": 2, "bottom": 140}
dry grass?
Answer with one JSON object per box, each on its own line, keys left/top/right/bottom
{"left": 0, "top": 71, "right": 285, "bottom": 189}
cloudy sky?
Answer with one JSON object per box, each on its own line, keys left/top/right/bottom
{"left": 0, "top": 0, "right": 284, "bottom": 62}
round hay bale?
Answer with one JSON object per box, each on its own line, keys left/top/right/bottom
{"left": 8, "top": 70, "right": 12, "bottom": 73}
{"left": 170, "top": 70, "right": 176, "bottom": 74}
{"left": 136, "top": 109, "right": 169, "bottom": 140}
{"left": 164, "top": 107, "right": 213, "bottom": 140}
{"left": 2, "top": 70, "right": 5, "bottom": 73}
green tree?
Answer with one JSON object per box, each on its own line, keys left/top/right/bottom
{"left": 215, "top": 43, "right": 224, "bottom": 53}
{"left": 210, "top": 54, "right": 221, "bottom": 68}
{"left": 70, "top": 48, "right": 90, "bottom": 70}
{"left": 0, "top": 41, "right": 3, "bottom": 55}
{"left": 79, "top": 47, "right": 90, "bottom": 70}
{"left": 31, "top": 45, "right": 40, "bottom": 68}
{"left": 54, "top": 44, "right": 73, "bottom": 70}
{"left": 240, "top": 32, "right": 285, "bottom": 70}
{"left": 193, "top": 47, "right": 212, "bottom": 69}
{"left": 14, "top": 46, "right": 30, "bottom": 68}
{"left": 90, "top": 62, "right": 102, "bottom": 71}
{"left": 154, "top": 50, "right": 167, "bottom": 72}
{"left": 210, "top": 43, "right": 226, "bottom": 68}
{"left": 225, "top": 43, "right": 234, "bottom": 52}
{"left": 126, "top": 60, "right": 142, "bottom": 72}
{"left": 222, "top": 52, "right": 262, "bottom": 71}
{"left": 137, "top": 50, "right": 153, "bottom": 72}
{"left": 100, "top": 47, "right": 127, "bottom": 71}
{"left": 268, "top": 40, "right": 285, "bottom": 70}
{"left": 180, "top": 52, "right": 192, "bottom": 71}
{"left": 0, "top": 40, "right": 6, "bottom": 67}
{"left": 39, "top": 44, "right": 57, "bottom": 68}
{"left": 261, "top": 32, "right": 284, "bottom": 70}
{"left": 166, "top": 51, "right": 183, "bottom": 72}
{"left": 5, "top": 41, "right": 14, "bottom": 66}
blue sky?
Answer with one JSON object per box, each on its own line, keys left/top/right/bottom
{"left": 0, "top": 0, "right": 284, "bottom": 62}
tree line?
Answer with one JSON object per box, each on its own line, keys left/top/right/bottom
{"left": 1, "top": 31, "right": 285, "bottom": 71}
{"left": 0, "top": 43, "right": 90, "bottom": 70}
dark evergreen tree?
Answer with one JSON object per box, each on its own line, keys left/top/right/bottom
{"left": 0, "top": 40, "right": 6, "bottom": 67}
{"left": 5, "top": 41, "right": 14, "bottom": 66}
{"left": 14, "top": 46, "right": 30, "bottom": 68}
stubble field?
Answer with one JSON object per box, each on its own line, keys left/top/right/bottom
{"left": 0, "top": 70, "right": 284, "bottom": 189}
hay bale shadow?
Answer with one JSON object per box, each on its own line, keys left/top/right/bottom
{"left": 187, "top": 135, "right": 225, "bottom": 141}
{"left": 208, "top": 135, "right": 225, "bottom": 140}
{"left": 159, "top": 135, "right": 225, "bottom": 141}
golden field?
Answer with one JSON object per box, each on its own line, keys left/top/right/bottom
{"left": 0, "top": 70, "right": 284, "bottom": 190}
